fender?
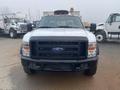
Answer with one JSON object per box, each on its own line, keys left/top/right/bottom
{"left": 96, "top": 23, "right": 109, "bottom": 37}
{"left": 9, "top": 28, "right": 15, "bottom": 32}
{"left": 96, "top": 29, "right": 109, "bottom": 38}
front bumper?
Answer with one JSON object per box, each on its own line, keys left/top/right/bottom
{"left": 17, "top": 30, "right": 28, "bottom": 34}
{"left": 21, "top": 56, "right": 98, "bottom": 64}
{"left": 21, "top": 56, "right": 98, "bottom": 71}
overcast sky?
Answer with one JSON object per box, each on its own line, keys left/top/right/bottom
{"left": 0, "top": 0, "right": 120, "bottom": 23}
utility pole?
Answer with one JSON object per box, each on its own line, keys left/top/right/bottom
{"left": 38, "top": 10, "right": 41, "bottom": 20}
{"left": 28, "top": 8, "right": 31, "bottom": 21}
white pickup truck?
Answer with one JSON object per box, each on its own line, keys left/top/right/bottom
{"left": 95, "top": 13, "right": 120, "bottom": 42}
{"left": 0, "top": 17, "right": 29, "bottom": 38}
{"left": 20, "top": 10, "right": 99, "bottom": 76}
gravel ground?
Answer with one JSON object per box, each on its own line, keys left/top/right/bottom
{"left": 0, "top": 37, "right": 120, "bottom": 90}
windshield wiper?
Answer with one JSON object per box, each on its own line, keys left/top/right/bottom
{"left": 57, "top": 26, "right": 80, "bottom": 28}
{"left": 39, "top": 26, "right": 80, "bottom": 28}
{"left": 38, "top": 26, "right": 56, "bottom": 28}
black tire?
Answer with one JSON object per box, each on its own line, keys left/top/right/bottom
{"left": 23, "top": 66, "right": 35, "bottom": 75}
{"left": 84, "top": 61, "right": 97, "bottom": 76}
{"left": 95, "top": 31, "right": 106, "bottom": 42}
{"left": 21, "top": 60, "right": 35, "bottom": 75}
{"left": 9, "top": 29, "right": 17, "bottom": 38}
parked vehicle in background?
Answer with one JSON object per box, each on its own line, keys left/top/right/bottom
{"left": 95, "top": 13, "right": 120, "bottom": 42}
{"left": 32, "top": 20, "right": 40, "bottom": 29}
{"left": 0, "top": 15, "right": 30, "bottom": 38}
{"left": 20, "top": 10, "right": 99, "bottom": 76}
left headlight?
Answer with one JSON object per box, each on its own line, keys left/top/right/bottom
{"left": 21, "top": 42, "right": 30, "bottom": 57}
{"left": 88, "top": 42, "right": 96, "bottom": 58}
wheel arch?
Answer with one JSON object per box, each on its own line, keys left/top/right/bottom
{"left": 95, "top": 29, "right": 107, "bottom": 36}
{"left": 9, "top": 28, "right": 15, "bottom": 33}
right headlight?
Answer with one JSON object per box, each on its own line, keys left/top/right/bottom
{"left": 21, "top": 41, "right": 30, "bottom": 57}
{"left": 88, "top": 42, "right": 97, "bottom": 58}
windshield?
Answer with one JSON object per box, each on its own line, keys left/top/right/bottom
{"left": 11, "top": 18, "right": 27, "bottom": 23}
{"left": 38, "top": 16, "right": 84, "bottom": 28}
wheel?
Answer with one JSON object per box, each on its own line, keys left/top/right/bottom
{"left": 23, "top": 66, "right": 35, "bottom": 75}
{"left": 21, "top": 60, "right": 35, "bottom": 75}
{"left": 84, "top": 61, "right": 97, "bottom": 76}
{"left": 95, "top": 31, "right": 106, "bottom": 42}
{"left": 9, "top": 29, "right": 17, "bottom": 38}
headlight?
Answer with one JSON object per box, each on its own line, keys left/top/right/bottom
{"left": 21, "top": 42, "right": 30, "bottom": 57}
{"left": 88, "top": 42, "right": 96, "bottom": 58}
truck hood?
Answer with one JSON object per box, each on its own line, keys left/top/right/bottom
{"left": 96, "top": 23, "right": 105, "bottom": 30}
{"left": 23, "top": 28, "right": 96, "bottom": 43}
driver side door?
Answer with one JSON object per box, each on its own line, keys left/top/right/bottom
{"left": 105, "top": 14, "right": 120, "bottom": 33}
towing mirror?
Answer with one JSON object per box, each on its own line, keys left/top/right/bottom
{"left": 90, "top": 23, "right": 96, "bottom": 32}
{"left": 27, "top": 23, "right": 33, "bottom": 32}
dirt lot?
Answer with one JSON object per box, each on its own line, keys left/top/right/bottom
{"left": 0, "top": 37, "right": 120, "bottom": 90}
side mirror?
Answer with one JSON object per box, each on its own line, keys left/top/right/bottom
{"left": 27, "top": 23, "right": 33, "bottom": 32}
{"left": 90, "top": 23, "right": 96, "bottom": 32}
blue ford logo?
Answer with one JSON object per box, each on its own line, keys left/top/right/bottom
{"left": 52, "top": 47, "right": 64, "bottom": 53}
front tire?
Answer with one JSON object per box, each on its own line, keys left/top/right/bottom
{"left": 9, "top": 29, "right": 17, "bottom": 38}
{"left": 95, "top": 31, "right": 106, "bottom": 42}
{"left": 23, "top": 66, "right": 35, "bottom": 75}
{"left": 21, "top": 60, "right": 35, "bottom": 75}
{"left": 84, "top": 61, "right": 97, "bottom": 76}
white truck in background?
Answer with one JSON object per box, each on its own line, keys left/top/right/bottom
{"left": 0, "top": 15, "right": 30, "bottom": 38}
{"left": 95, "top": 13, "right": 120, "bottom": 42}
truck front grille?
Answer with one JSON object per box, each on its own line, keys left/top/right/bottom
{"left": 30, "top": 37, "right": 88, "bottom": 60}
{"left": 20, "top": 24, "right": 27, "bottom": 31}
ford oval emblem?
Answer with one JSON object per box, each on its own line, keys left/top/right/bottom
{"left": 52, "top": 47, "right": 64, "bottom": 53}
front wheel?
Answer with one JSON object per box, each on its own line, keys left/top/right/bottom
{"left": 95, "top": 31, "right": 106, "bottom": 42}
{"left": 84, "top": 61, "right": 97, "bottom": 76}
{"left": 23, "top": 66, "right": 35, "bottom": 75}
{"left": 21, "top": 60, "right": 35, "bottom": 75}
{"left": 9, "top": 30, "right": 17, "bottom": 38}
